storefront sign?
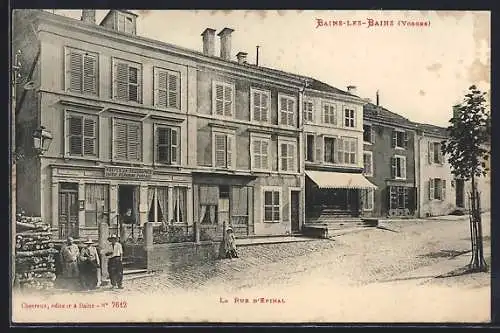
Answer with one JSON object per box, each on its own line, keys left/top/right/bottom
{"left": 104, "top": 166, "right": 153, "bottom": 180}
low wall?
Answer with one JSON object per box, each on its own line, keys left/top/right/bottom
{"left": 145, "top": 241, "right": 222, "bottom": 272}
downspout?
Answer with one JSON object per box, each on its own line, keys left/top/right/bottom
{"left": 416, "top": 131, "right": 424, "bottom": 218}
{"left": 298, "top": 80, "right": 308, "bottom": 231}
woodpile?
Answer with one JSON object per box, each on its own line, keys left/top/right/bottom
{"left": 15, "top": 212, "right": 57, "bottom": 290}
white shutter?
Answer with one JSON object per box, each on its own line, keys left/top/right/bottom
{"left": 114, "top": 121, "right": 128, "bottom": 160}
{"left": 316, "top": 135, "right": 322, "bottom": 162}
{"left": 262, "top": 140, "right": 269, "bottom": 169}
{"left": 69, "top": 51, "right": 83, "bottom": 93}
{"left": 226, "top": 135, "right": 234, "bottom": 168}
{"left": 114, "top": 61, "right": 129, "bottom": 101}
{"left": 171, "top": 128, "right": 178, "bottom": 164}
{"left": 287, "top": 99, "right": 295, "bottom": 126}
{"left": 428, "top": 142, "right": 433, "bottom": 164}
{"left": 252, "top": 91, "right": 261, "bottom": 121}
{"left": 214, "top": 83, "right": 224, "bottom": 115}
{"left": 223, "top": 85, "right": 233, "bottom": 117}
{"left": 127, "top": 122, "right": 141, "bottom": 161}
{"left": 401, "top": 157, "right": 406, "bottom": 179}
{"left": 442, "top": 180, "right": 446, "bottom": 200}
{"left": 280, "top": 143, "right": 288, "bottom": 171}
{"left": 289, "top": 143, "right": 295, "bottom": 172}
{"left": 252, "top": 140, "right": 261, "bottom": 169}
{"left": 83, "top": 117, "right": 97, "bottom": 156}
{"left": 156, "top": 69, "right": 168, "bottom": 108}
{"left": 261, "top": 93, "right": 269, "bottom": 122}
{"left": 214, "top": 134, "right": 226, "bottom": 167}
{"left": 167, "top": 72, "right": 180, "bottom": 109}
{"left": 391, "top": 130, "right": 397, "bottom": 148}
{"left": 83, "top": 54, "right": 97, "bottom": 95}
{"left": 336, "top": 138, "right": 343, "bottom": 164}
{"left": 429, "top": 179, "right": 435, "bottom": 200}
{"left": 280, "top": 97, "right": 288, "bottom": 125}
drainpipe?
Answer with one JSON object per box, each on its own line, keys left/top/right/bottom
{"left": 416, "top": 132, "right": 424, "bottom": 218}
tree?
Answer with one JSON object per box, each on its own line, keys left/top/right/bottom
{"left": 441, "top": 85, "right": 491, "bottom": 272}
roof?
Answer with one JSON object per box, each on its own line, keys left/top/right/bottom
{"left": 306, "top": 78, "right": 355, "bottom": 97}
{"left": 414, "top": 123, "right": 449, "bottom": 138}
{"left": 363, "top": 103, "right": 415, "bottom": 128}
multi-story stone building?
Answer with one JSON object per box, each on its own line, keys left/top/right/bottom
{"left": 13, "top": 9, "right": 308, "bottom": 240}
{"left": 302, "top": 82, "right": 375, "bottom": 223}
{"left": 362, "top": 101, "right": 418, "bottom": 218}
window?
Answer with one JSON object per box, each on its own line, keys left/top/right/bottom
{"left": 172, "top": 187, "right": 187, "bottom": 223}
{"left": 306, "top": 134, "right": 315, "bottom": 162}
{"left": 263, "top": 188, "right": 281, "bottom": 223}
{"left": 199, "top": 185, "right": 218, "bottom": 225}
{"left": 392, "top": 130, "right": 408, "bottom": 149}
{"left": 65, "top": 48, "right": 98, "bottom": 95}
{"left": 389, "top": 186, "right": 411, "bottom": 209}
{"left": 154, "top": 68, "right": 180, "bottom": 109}
{"left": 391, "top": 155, "right": 406, "bottom": 179}
{"left": 147, "top": 187, "right": 168, "bottom": 223}
{"left": 117, "top": 13, "right": 134, "bottom": 34}
{"left": 429, "top": 178, "right": 447, "bottom": 201}
{"left": 337, "top": 137, "right": 357, "bottom": 165}
{"left": 113, "top": 59, "right": 142, "bottom": 103}
{"left": 67, "top": 113, "right": 98, "bottom": 157}
{"left": 156, "top": 126, "right": 179, "bottom": 165}
{"left": 251, "top": 88, "right": 270, "bottom": 122}
{"left": 212, "top": 81, "right": 234, "bottom": 117}
{"left": 344, "top": 108, "right": 355, "bottom": 127}
{"left": 363, "top": 188, "right": 374, "bottom": 211}
{"left": 251, "top": 135, "right": 270, "bottom": 171}
{"left": 428, "top": 142, "right": 444, "bottom": 164}
{"left": 323, "top": 103, "right": 337, "bottom": 125}
{"left": 113, "top": 119, "right": 142, "bottom": 161}
{"left": 363, "top": 125, "right": 375, "bottom": 143}
{"left": 363, "top": 151, "right": 373, "bottom": 176}
{"left": 213, "top": 132, "right": 235, "bottom": 169}
{"left": 279, "top": 95, "right": 296, "bottom": 126}
{"left": 279, "top": 140, "right": 297, "bottom": 172}
{"left": 323, "top": 137, "right": 336, "bottom": 164}
{"left": 84, "top": 184, "right": 109, "bottom": 227}
{"left": 303, "top": 101, "right": 313, "bottom": 122}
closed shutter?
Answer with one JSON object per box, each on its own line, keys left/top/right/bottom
{"left": 428, "top": 142, "right": 433, "bottom": 164}
{"left": 316, "top": 135, "right": 323, "bottom": 162}
{"left": 324, "top": 138, "right": 332, "bottom": 163}
{"left": 69, "top": 51, "right": 83, "bottom": 93}
{"left": 261, "top": 93, "right": 269, "bottom": 122}
{"left": 69, "top": 116, "right": 83, "bottom": 155}
{"left": 438, "top": 143, "right": 444, "bottom": 164}
{"left": 429, "top": 179, "right": 435, "bottom": 200}
{"left": 401, "top": 157, "right": 406, "bottom": 178}
{"left": 128, "top": 67, "right": 139, "bottom": 102}
{"left": 83, "top": 54, "right": 97, "bottom": 95}
{"left": 287, "top": 99, "right": 295, "bottom": 126}
{"left": 262, "top": 140, "right": 269, "bottom": 169}
{"left": 224, "top": 86, "right": 233, "bottom": 117}
{"left": 157, "top": 127, "right": 171, "bottom": 163}
{"left": 83, "top": 117, "right": 97, "bottom": 156}
{"left": 253, "top": 92, "right": 261, "bottom": 121}
{"left": 403, "top": 131, "right": 409, "bottom": 148}
{"left": 226, "top": 135, "right": 233, "bottom": 168}
{"left": 336, "top": 138, "right": 343, "bottom": 164}
{"left": 214, "top": 84, "right": 224, "bottom": 115}
{"left": 253, "top": 140, "right": 261, "bottom": 169}
{"left": 442, "top": 180, "right": 446, "bottom": 200}
{"left": 280, "top": 97, "right": 288, "bottom": 125}
{"left": 114, "top": 62, "right": 129, "bottom": 101}
{"left": 156, "top": 70, "right": 168, "bottom": 107}
{"left": 114, "top": 121, "right": 127, "bottom": 160}
{"left": 280, "top": 143, "right": 288, "bottom": 171}
{"left": 391, "top": 157, "right": 396, "bottom": 178}
{"left": 391, "top": 130, "right": 397, "bottom": 148}
{"left": 127, "top": 122, "right": 141, "bottom": 161}
{"left": 289, "top": 143, "right": 295, "bottom": 172}
{"left": 214, "top": 134, "right": 226, "bottom": 167}
{"left": 168, "top": 72, "right": 180, "bottom": 109}
{"left": 350, "top": 140, "right": 357, "bottom": 164}
{"left": 171, "top": 128, "right": 178, "bottom": 164}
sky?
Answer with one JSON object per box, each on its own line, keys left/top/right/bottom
{"left": 51, "top": 10, "right": 491, "bottom": 127}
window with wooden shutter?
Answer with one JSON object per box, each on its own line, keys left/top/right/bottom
{"left": 155, "top": 69, "right": 180, "bottom": 109}
{"left": 213, "top": 132, "right": 235, "bottom": 169}
{"left": 316, "top": 135, "right": 323, "bottom": 162}
{"left": 324, "top": 137, "right": 335, "bottom": 163}
{"left": 428, "top": 142, "right": 434, "bottom": 164}
{"left": 391, "top": 130, "right": 397, "bottom": 148}
{"left": 113, "top": 119, "right": 142, "bottom": 161}
{"left": 442, "top": 180, "right": 446, "bottom": 200}
{"left": 251, "top": 89, "right": 270, "bottom": 122}
{"left": 113, "top": 59, "right": 142, "bottom": 103}
{"left": 323, "top": 103, "right": 336, "bottom": 125}
{"left": 336, "top": 138, "right": 344, "bottom": 164}
{"left": 403, "top": 131, "right": 409, "bottom": 148}
{"left": 429, "top": 178, "right": 435, "bottom": 200}
{"left": 65, "top": 48, "right": 98, "bottom": 95}
{"left": 251, "top": 137, "right": 270, "bottom": 170}
{"left": 67, "top": 113, "right": 97, "bottom": 157}
{"left": 212, "top": 82, "right": 234, "bottom": 117}
{"left": 363, "top": 152, "right": 373, "bottom": 176}
{"left": 279, "top": 95, "right": 296, "bottom": 127}
{"left": 279, "top": 141, "right": 296, "bottom": 172}
{"left": 391, "top": 157, "right": 396, "bottom": 178}
{"left": 303, "top": 101, "right": 313, "bottom": 122}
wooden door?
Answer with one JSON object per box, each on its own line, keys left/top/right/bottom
{"left": 290, "top": 191, "right": 300, "bottom": 232}
{"left": 59, "top": 190, "right": 79, "bottom": 239}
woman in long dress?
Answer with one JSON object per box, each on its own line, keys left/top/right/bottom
{"left": 224, "top": 226, "right": 239, "bottom": 259}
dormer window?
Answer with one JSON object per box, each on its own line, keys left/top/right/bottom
{"left": 100, "top": 10, "right": 137, "bottom": 35}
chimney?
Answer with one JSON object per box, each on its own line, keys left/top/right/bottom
{"left": 236, "top": 52, "right": 248, "bottom": 64}
{"left": 453, "top": 104, "right": 461, "bottom": 119}
{"left": 376, "top": 90, "right": 380, "bottom": 106}
{"left": 81, "top": 9, "right": 96, "bottom": 24}
{"left": 217, "top": 27, "right": 234, "bottom": 60}
{"left": 347, "top": 85, "right": 357, "bottom": 95}
{"left": 201, "top": 28, "right": 216, "bottom": 57}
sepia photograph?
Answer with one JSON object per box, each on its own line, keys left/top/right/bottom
{"left": 10, "top": 9, "right": 491, "bottom": 324}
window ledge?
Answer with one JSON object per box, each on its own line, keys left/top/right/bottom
{"left": 63, "top": 155, "right": 100, "bottom": 162}
{"left": 394, "top": 147, "right": 406, "bottom": 150}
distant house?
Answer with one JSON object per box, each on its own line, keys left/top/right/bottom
{"left": 363, "top": 102, "right": 418, "bottom": 218}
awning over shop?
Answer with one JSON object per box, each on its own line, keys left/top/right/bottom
{"left": 305, "top": 171, "right": 378, "bottom": 190}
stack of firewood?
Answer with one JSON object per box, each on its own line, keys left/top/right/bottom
{"left": 15, "top": 212, "right": 58, "bottom": 290}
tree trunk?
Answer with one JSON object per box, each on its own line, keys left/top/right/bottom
{"left": 469, "top": 176, "right": 488, "bottom": 272}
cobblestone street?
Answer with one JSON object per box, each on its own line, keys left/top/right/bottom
{"left": 13, "top": 214, "right": 491, "bottom": 323}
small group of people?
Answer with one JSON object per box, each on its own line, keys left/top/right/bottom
{"left": 59, "top": 234, "right": 124, "bottom": 291}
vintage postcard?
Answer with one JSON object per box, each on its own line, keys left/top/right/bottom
{"left": 10, "top": 9, "right": 491, "bottom": 324}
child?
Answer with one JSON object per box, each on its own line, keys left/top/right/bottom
{"left": 224, "top": 226, "right": 239, "bottom": 259}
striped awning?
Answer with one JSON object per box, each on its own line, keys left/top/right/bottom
{"left": 305, "top": 171, "right": 377, "bottom": 190}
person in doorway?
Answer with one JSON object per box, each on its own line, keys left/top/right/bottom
{"left": 120, "top": 208, "right": 135, "bottom": 241}
{"left": 105, "top": 234, "right": 124, "bottom": 289}
{"left": 78, "top": 238, "right": 100, "bottom": 290}
{"left": 60, "top": 237, "right": 80, "bottom": 288}
{"left": 224, "top": 226, "right": 239, "bottom": 259}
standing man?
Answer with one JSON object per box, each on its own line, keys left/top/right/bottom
{"left": 60, "top": 237, "right": 80, "bottom": 289}
{"left": 105, "top": 234, "right": 124, "bottom": 289}
{"left": 78, "top": 238, "right": 100, "bottom": 290}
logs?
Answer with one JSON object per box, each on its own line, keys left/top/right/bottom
{"left": 15, "top": 212, "right": 57, "bottom": 291}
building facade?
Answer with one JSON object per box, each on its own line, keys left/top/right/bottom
{"left": 302, "top": 82, "right": 375, "bottom": 223}
{"left": 13, "top": 10, "right": 308, "bottom": 240}
{"left": 362, "top": 103, "right": 418, "bottom": 218}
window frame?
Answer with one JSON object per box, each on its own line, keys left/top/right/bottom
{"left": 211, "top": 129, "right": 236, "bottom": 169}
{"left": 250, "top": 87, "right": 271, "bottom": 123}
{"left": 154, "top": 124, "right": 181, "bottom": 166}
{"left": 111, "top": 57, "right": 143, "bottom": 104}
{"left": 338, "top": 136, "right": 358, "bottom": 165}
{"left": 212, "top": 80, "right": 235, "bottom": 118}
{"left": 64, "top": 47, "right": 99, "bottom": 96}
{"left": 343, "top": 107, "right": 356, "bottom": 128}
{"left": 322, "top": 102, "right": 337, "bottom": 126}
{"left": 250, "top": 133, "right": 271, "bottom": 171}
{"left": 363, "top": 151, "right": 373, "bottom": 177}
{"left": 153, "top": 67, "right": 181, "bottom": 110}
{"left": 363, "top": 124, "right": 375, "bottom": 144}
{"left": 64, "top": 110, "right": 99, "bottom": 159}
{"left": 278, "top": 138, "right": 297, "bottom": 173}
{"left": 278, "top": 93, "right": 297, "bottom": 127}
{"left": 393, "top": 154, "right": 407, "bottom": 180}
{"left": 262, "top": 186, "right": 282, "bottom": 223}
{"left": 111, "top": 117, "right": 143, "bottom": 163}
{"left": 393, "top": 129, "right": 408, "bottom": 149}
{"left": 303, "top": 99, "right": 314, "bottom": 123}
{"left": 323, "top": 135, "right": 337, "bottom": 164}
{"left": 305, "top": 133, "right": 315, "bottom": 162}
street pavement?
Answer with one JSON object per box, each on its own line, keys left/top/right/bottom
{"left": 12, "top": 214, "right": 491, "bottom": 323}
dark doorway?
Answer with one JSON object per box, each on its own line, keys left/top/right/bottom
{"left": 118, "top": 185, "right": 139, "bottom": 224}
{"left": 456, "top": 179, "right": 465, "bottom": 208}
{"left": 290, "top": 191, "right": 300, "bottom": 232}
{"left": 58, "top": 183, "right": 79, "bottom": 239}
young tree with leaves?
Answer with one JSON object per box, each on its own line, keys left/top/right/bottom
{"left": 441, "top": 85, "right": 490, "bottom": 272}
